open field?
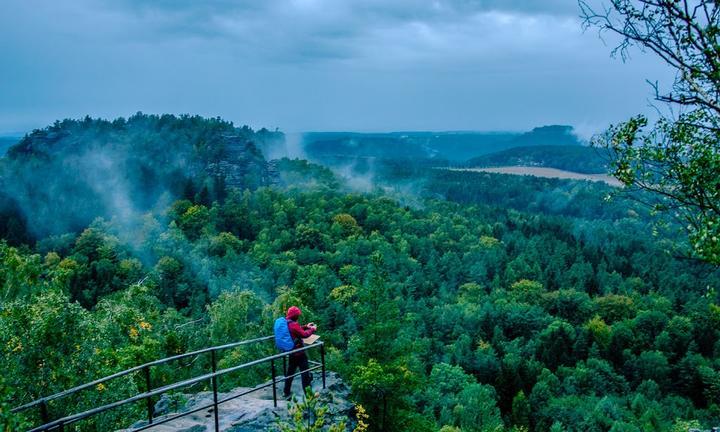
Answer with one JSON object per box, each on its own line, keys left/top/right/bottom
{"left": 446, "top": 166, "right": 623, "bottom": 187}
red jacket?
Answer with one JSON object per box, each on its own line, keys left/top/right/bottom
{"left": 287, "top": 320, "right": 315, "bottom": 355}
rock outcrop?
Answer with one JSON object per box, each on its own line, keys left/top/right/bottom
{"left": 206, "top": 135, "right": 278, "bottom": 190}
{"left": 123, "top": 372, "right": 354, "bottom": 432}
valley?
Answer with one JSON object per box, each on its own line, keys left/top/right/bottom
{"left": 0, "top": 115, "right": 718, "bottom": 432}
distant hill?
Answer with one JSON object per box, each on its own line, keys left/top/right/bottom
{"left": 508, "top": 125, "right": 581, "bottom": 147}
{"left": 0, "top": 136, "right": 19, "bottom": 156}
{"left": 0, "top": 114, "right": 281, "bottom": 242}
{"left": 302, "top": 125, "right": 584, "bottom": 162}
{"left": 465, "top": 144, "right": 609, "bottom": 174}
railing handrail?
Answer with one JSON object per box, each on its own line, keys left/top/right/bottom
{"left": 26, "top": 342, "right": 325, "bottom": 432}
{"left": 13, "top": 335, "right": 275, "bottom": 414}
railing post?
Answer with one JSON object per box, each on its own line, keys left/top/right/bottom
{"left": 211, "top": 375, "right": 219, "bottom": 432}
{"left": 144, "top": 366, "right": 153, "bottom": 424}
{"left": 211, "top": 348, "right": 218, "bottom": 387}
{"left": 320, "top": 343, "right": 326, "bottom": 389}
{"left": 39, "top": 399, "right": 49, "bottom": 424}
{"left": 211, "top": 349, "right": 219, "bottom": 432}
{"left": 271, "top": 358, "right": 277, "bottom": 408}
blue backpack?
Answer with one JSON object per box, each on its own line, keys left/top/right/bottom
{"left": 274, "top": 317, "right": 294, "bottom": 352}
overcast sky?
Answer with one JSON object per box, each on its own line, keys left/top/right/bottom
{"left": 0, "top": 0, "right": 675, "bottom": 136}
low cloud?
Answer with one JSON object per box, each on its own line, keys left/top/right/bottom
{"left": 0, "top": 0, "right": 674, "bottom": 133}
{"left": 101, "top": 0, "right": 585, "bottom": 63}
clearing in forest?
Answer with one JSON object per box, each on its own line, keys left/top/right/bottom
{"left": 447, "top": 166, "right": 622, "bottom": 187}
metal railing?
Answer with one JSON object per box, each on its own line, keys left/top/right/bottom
{"left": 12, "top": 336, "right": 326, "bottom": 432}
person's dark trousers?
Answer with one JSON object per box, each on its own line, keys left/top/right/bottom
{"left": 283, "top": 352, "right": 311, "bottom": 397}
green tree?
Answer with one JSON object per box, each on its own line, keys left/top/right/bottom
{"left": 632, "top": 351, "right": 671, "bottom": 390}
{"left": 594, "top": 294, "right": 636, "bottom": 323}
{"left": 274, "top": 387, "right": 348, "bottom": 432}
{"left": 351, "top": 359, "right": 417, "bottom": 432}
{"left": 0, "top": 375, "right": 28, "bottom": 431}
{"left": 581, "top": 0, "right": 720, "bottom": 264}
{"left": 0, "top": 241, "right": 44, "bottom": 301}
{"left": 585, "top": 316, "right": 612, "bottom": 351}
{"left": 207, "top": 290, "right": 268, "bottom": 387}
{"left": 417, "top": 363, "right": 474, "bottom": 426}
{"left": 0, "top": 289, "right": 91, "bottom": 399}
{"left": 510, "top": 391, "right": 531, "bottom": 429}
{"left": 536, "top": 321, "right": 577, "bottom": 370}
{"left": 178, "top": 204, "right": 211, "bottom": 240}
{"left": 348, "top": 253, "right": 401, "bottom": 362}
{"left": 453, "top": 383, "right": 504, "bottom": 432}
{"left": 541, "top": 289, "right": 594, "bottom": 325}
{"left": 509, "top": 279, "right": 544, "bottom": 304}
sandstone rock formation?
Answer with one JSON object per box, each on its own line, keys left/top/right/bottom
{"left": 123, "top": 372, "right": 354, "bottom": 432}
{"left": 206, "top": 135, "right": 277, "bottom": 190}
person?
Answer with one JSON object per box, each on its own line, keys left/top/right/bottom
{"left": 282, "top": 306, "right": 317, "bottom": 399}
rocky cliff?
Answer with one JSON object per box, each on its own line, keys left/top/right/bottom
{"left": 206, "top": 135, "right": 278, "bottom": 191}
{"left": 123, "top": 372, "right": 355, "bottom": 432}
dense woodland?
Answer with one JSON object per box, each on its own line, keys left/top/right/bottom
{"left": 1, "top": 115, "right": 720, "bottom": 431}
{"left": 464, "top": 145, "right": 608, "bottom": 174}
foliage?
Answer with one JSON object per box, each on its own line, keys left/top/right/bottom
{"left": 0, "top": 375, "right": 28, "bottom": 431}
{"left": 276, "top": 158, "right": 340, "bottom": 191}
{"left": 274, "top": 387, "right": 347, "bottom": 432}
{"left": 581, "top": 0, "right": 720, "bottom": 264}
{"left": 427, "top": 168, "right": 646, "bottom": 221}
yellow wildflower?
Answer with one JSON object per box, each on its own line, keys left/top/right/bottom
{"left": 96, "top": 383, "right": 106, "bottom": 392}
{"left": 139, "top": 321, "right": 152, "bottom": 331}
{"left": 129, "top": 327, "right": 139, "bottom": 340}
{"left": 354, "top": 404, "right": 369, "bottom": 432}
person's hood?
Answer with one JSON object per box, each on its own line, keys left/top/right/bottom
{"left": 286, "top": 306, "right": 301, "bottom": 320}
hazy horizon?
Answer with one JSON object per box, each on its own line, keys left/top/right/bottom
{"left": 0, "top": 121, "right": 590, "bottom": 142}
{"left": 1, "top": 0, "right": 675, "bottom": 137}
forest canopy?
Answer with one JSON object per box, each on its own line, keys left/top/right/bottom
{"left": 0, "top": 115, "right": 719, "bottom": 431}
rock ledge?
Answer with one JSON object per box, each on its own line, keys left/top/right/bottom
{"left": 122, "top": 372, "right": 354, "bottom": 432}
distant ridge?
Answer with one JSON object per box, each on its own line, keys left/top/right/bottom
{"left": 302, "top": 124, "right": 583, "bottom": 162}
